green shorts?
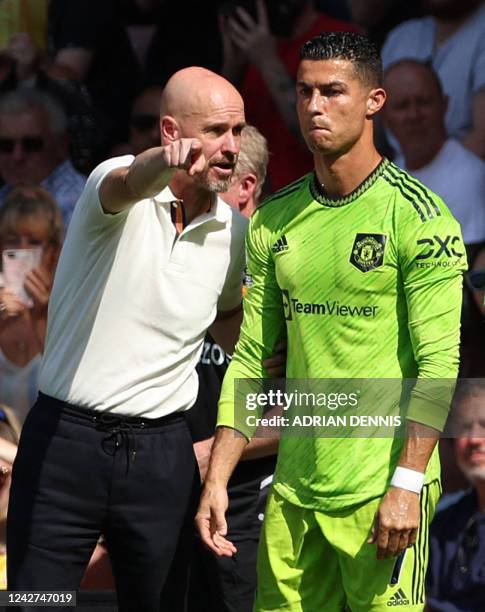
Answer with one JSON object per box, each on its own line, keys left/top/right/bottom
{"left": 254, "top": 481, "right": 441, "bottom": 612}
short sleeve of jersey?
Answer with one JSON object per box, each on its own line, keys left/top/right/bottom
{"left": 73, "top": 155, "right": 134, "bottom": 232}
{"left": 398, "top": 191, "right": 467, "bottom": 430}
{"left": 217, "top": 211, "right": 286, "bottom": 438}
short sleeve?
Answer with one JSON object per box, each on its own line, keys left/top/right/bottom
{"left": 73, "top": 155, "right": 134, "bottom": 232}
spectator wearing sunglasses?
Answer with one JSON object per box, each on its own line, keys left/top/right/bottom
{"left": 111, "top": 85, "right": 163, "bottom": 157}
{"left": 0, "top": 89, "right": 86, "bottom": 228}
{"left": 426, "top": 379, "right": 485, "bottom": 612}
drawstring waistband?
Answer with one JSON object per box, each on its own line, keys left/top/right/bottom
{"left": 94, "top": 413, "right": 141, "bottom": 468}
{"left": 36, "top": 392, "right": 186, "bottom": 474}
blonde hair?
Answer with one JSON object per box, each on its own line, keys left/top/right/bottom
{"left": 233, "top": 125, "right": 269, "bottom": 201}
{"left": 0, "top": 185, "right": 63, "bottom": 247}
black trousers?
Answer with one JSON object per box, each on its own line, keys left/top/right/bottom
{"left": 187, "top": 536, "right": 259, "bottom": 612}
{"left": 7, "top": 393, "right": 199, "bottom": 612}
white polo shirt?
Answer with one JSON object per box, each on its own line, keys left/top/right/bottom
{"left": 39, "top": 156, "right": 248, "bottom": 418}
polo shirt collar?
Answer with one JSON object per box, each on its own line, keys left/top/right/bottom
{"left": 153, "top": 186, "right": 232, "bottom": 224}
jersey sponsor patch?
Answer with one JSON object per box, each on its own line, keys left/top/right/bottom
{"left": 282, "top": 290, "right": 378, "bottom": 321}
{"left": 415, "top": 234, "right": 464, "bottom": 268}
{"left": 350, "top": 233, "right": 387, "bottom": 273}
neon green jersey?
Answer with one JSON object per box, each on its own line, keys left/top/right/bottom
{"left": 217, "top": 159, "right": 467, "bottom": 511}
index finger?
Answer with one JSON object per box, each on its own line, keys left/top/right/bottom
{"left": 256, "top": 0, "right": 269, "bottom": 27}
{"left": 376, "top": 522, "right": 390, "bottom": 560}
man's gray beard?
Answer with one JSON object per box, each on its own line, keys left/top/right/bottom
{"left": 196, "top": 168, "right": 233, "bottom": 193}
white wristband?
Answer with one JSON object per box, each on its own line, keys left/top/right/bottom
{"left": 390, "top": 467, "right": 424, "bottom": 494}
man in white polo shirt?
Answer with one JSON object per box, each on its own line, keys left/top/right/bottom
{"left": 7, "top": 67, "right": 248, "bottom": 612}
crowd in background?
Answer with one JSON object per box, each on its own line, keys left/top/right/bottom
{"left": 0, "top": 0, "right": 484, "bottom": 610}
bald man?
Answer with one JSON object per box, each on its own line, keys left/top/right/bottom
{"left": 7, "top": 67, "right": 248, "bottom": 611}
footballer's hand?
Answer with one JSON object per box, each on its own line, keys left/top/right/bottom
{"left": 195, "top": 483, "right": 237, "bottom": 557}
{"left": 162, "top": 138, "right": 206, "bottom": 176}
{"left": 368, "top": 487, "right": 420, "bottom": 560}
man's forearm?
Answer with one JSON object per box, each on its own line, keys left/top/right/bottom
{"left": 241, "top": 436, "right": 278, "bottom": 461}
{"left": 204, "top": 426, "right": 249, "bottom": 487}
{"left": 123, "top": 147, "right": 175, "bottom": 202}
{"left": 397, "top": 420, "right": 440, "bottom": 473}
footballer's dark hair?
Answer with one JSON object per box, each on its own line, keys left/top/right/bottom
{"left": 300, "top": 32, "right": 383, "bottom": 88}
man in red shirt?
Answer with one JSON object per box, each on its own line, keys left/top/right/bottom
{"left": 220, "top": 0, "right": 359, "bottom": 190}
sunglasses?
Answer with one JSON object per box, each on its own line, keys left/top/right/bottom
{"left": 466, "top": 270, "right": 485, "bottom": 291}
{"left": 131, "top": 114, "right": 159, "bottom": 132}
{"left": 0, "top": 136, "right": 44, "bottom": 154}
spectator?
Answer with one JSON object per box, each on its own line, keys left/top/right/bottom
{"left": 382, "top": 59, "right": 485, "bottom": 255}
{"left": 0, "top": 0, "right": 49, "bottom": 51}
{"left": 0, "top": 405, "right": 21, "bottom": 590}
{"left": 48, "top": 0, "right": 222, "bottom": 154}
{"left": 427, "top": 379, "right": 485, "bottom": 611}
{"left": 382, "top": 0, "right": 485, "bottom": 159}
{"left": 0, "top": 186, "right": 62, "bottom": 424}
{"left": 185, "top": 125, "right": 277, "bottom": 612}
{"left": 0, "top": 33, "right": 99, "bottom": 175}
{"left": 0, "top": 89, "right": 86, "bottom": 228}
{"left": 460, "top": 245, "right": 485, "bottom": 377}
{"left": 111, "top": 85, "right": 164, "bottom": 157}
{"left": 346, "top": 0, "right": 423, "bottom": 49}
{"left": 220, "top": 0, "right": 359, "bottom": 190}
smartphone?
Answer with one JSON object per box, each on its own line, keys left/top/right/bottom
{"left": 2, "top": 248, "right": 42, "bottom": 305}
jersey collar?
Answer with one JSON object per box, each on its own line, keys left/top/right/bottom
{"left": 310, "top": 157, "right": 390, "bottom": 208}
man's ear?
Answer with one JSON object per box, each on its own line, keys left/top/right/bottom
{"left": 160, "top": 115, "right": 179, "bottom": 144}
{"left": 239, "top": 173, "right": 257, "bottom": 205}
{"left": 366, "top": 87, "right": 387, "bottom": 118}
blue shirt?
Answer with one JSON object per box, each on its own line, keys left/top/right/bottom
{"left": 427, "top": 489, "right": 485, "bottom": 612}
{"left": 0, "top": 159, "right": 86, "bottom": 229}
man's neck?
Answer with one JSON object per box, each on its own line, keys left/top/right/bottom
{"left": 169, "top": 173, "right": 214, "bottom": 224}
{"left": 402, "top": 136, "right": 446, "bottom": 171}
{"left": 314, "top": 139, "right": 383, "bottom": 198}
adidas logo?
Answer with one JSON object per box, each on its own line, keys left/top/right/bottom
{"left": 272, "top": 235, "right": 289, "bottom": 253}
{"left": 387, "top": 589, "right": 410, "bottom": 606}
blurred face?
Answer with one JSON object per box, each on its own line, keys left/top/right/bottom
{"left": 383, "top": 63, "right": 446, "bottom": 150}
{"left": 0, "top": 110, "right": 62, "bottom": 186}
{"left": 454, "top": 394, "right": 485, "bottom": 484}
{"left": 1, "top": 214, "right": 58, "bottom": 271}
{"left": 129, "top": 87, "right": 163, "bottom": 155}
{"left": 296, "top": 59, "right": 373, "bottom": 157}
{"left": 176, "top": 90, "right": 245, "bottom": 193}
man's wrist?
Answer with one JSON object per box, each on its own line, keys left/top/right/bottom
{"left": 390, "top": 466, "right": 425, "bottom": 494}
